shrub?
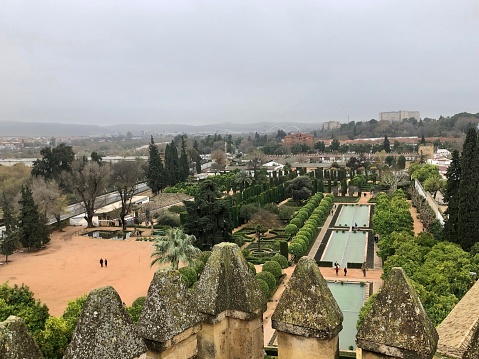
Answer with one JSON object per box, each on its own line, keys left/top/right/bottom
{"left": 155, "top": 212, "right": 180, "bottom": 227}
{"left": 239, "top": 203, "right": 260, "bottom": 222}
{"left": 295, "top": 234, "right": 310, "bottom": 245}
{"left": 285, "top": 224, "right": 298, "bottom": 236}
{"left": 288, "top": 242, "right": 304, "bottom": 258}
{"left": 271, "top": 254, "right": 289, "bottom": 269}
{"left": 247, "top": 262, "right": 257, "bottom": 275}
{"left": 257, "top": 279, "right": 270, "bottom": 298}
{"left": 179, "top": 266, "right": 198, "bottom": 287}
{"left": 279, "top": 240, "right": 289, "bottom": 258}
{"left": 168, "top": 204, "right": 186, "bottom": 214}
{"left": 234, "top": 235, "right": 245, "bottom": 247}
{"left": 292, "top": 238, "right": 306, "bottom": 251}
{"left": 191, "top": 259, "right": 205, "bottom": 275}
{"left": 262, "top": 260, "right": 283, "bottom": 278}
{"left": 126, "top": 296, "right": 146, "bottom": 323}
{"left": 198, "top": 251, "right": 211, "bottom": 264}
{"left": 256, "top": 271, "right": 276, "bottom": 293}
{"left": 290, "top": 217, "right": 303, "bottom": 228}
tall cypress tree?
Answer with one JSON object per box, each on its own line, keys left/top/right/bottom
{"left": 1, "top": 194, "right": 17, "bottom": 262}
{"left": 164, "top": 141, "right": 180, "bottom": 186}
{"left": 179, "top": 136, "right": 189, "bottom": 182}
{"left": 146, "top": 136, "right": 165, "bottom": 195}
{"left": 383, "top": 136, "right": 391, "bottom": 153}
{"left": 443, "top": 150, "right": 461, "bottom": 243}
{"left": 18, "top": 186, "right": 50, "bottom": 250}
{"left": 457, "top": 128, "right": 479, "bottom": 250}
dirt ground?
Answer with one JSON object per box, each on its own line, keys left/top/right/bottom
{"left": 0, "top": 226, "right": 157, "bottom": 317}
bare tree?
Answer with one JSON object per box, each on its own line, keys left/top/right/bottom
{"left": 110, "top": 160, "right": 144, "bottom": 230}
{"left": 30, "top": 177, "right": 68, "bottom": 230}
{"left": 66, "top": 160, "right": 110, "bottom": 228}
{"left": 380, "top": 170, "right": 410, "bottom": 192}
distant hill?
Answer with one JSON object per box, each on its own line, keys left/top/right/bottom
{"left": 0, "top": 121, "right": 323, "bottom": 137}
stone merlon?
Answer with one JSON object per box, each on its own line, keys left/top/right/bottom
{"left": 137, "top": 268, "right": 202, "bottom": 351}
{"left": 194, "top": 242, "right": 266, "bottom": 321}
{"left": 356, "top": 267, "right": 438, "bottom": 358}
{"left": 436, "top": 278, "right": 479, "bottom": 358}
{"left": 63, "top": 286, "right": 147, "bottom": 359}
{"left": 271, "top": 256, "right": 343, "bottom": 339}
{"left": 0, "top": 315, "right": 44, "bottom": 359}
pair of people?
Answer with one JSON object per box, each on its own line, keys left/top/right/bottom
{"left": 99, "top": 258, "right": 108, "bottom": 268}
{"left": 334, "top": 261, "right": 347, "bottom": 276}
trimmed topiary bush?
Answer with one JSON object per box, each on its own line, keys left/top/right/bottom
{"left": 256, "top": 271, "right": 276, "bottom": 293}
{"left": 178, "top": 266, "right": 198, "bottom": 287}
{"left": 248, "top": 262, "right": 257, "bottom": 275}
{"left": 290, "top": 217, "right": 303, "bottom": 228}
{"left": 257, "top": 278, "right": 270, "bottom": 298}
{"left": 262, "top": 260, "right": 283, "bottom": 278}
{"left": 285, "top": 224, "right": 298, "bottom": 236}
{"left": 288, "top": 242, "right": 304, "bottom": 259}
{"left": 271, "top": 254, "right": 289, "bottom": 269}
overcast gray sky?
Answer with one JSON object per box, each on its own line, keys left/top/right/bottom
{"left": 0, "top": 0, "right": 478, "bottom": 125}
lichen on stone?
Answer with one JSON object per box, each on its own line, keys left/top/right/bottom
{"left": 271, "top": 256, "right": 343, "bottom": 339}
{"left": 356, "top": 267, "right": 438, "bottom": 359}
{"left": 0, "top": 316, "right": 43, "bottom": 359}
{"left": 63, "top": 286, "right": 147, "bottom": 359}
{"left": 194, "top": 242, "right": 266, "bottom": 321}
{"left": 137, "top": 268, "right": 202, "bottom": 349}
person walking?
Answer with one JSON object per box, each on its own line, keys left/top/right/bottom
{"left": 344, "top": 267, "right": 347, "bottom": 276}
{"left": 105, "top": 259, "right": 108, "bottom": 268}
{"left": 335, "top": 265, "right": 339, "bottom": 276}
{"left": 100, "top": 258, "right": 103, "bottom": 268}
{"left": 362, "top": 262, "right": 367, "bottom": 277}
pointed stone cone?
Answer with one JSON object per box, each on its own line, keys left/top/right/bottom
{"left": 356, "top": 267, "right": 438, "bottom": 359}
{"left": 437, "top": 278, "right": 479, "bottom": 358}
{"left": 194, "top": 242, "right": 266, "bottom": 359}
{"left": 0, "top": 316, "right": 43, "bottom": 359}
{"left": 194, "top": 242, "right": 266, "bottom": 320}
{"left": 272, "top": 256, "right": 343, "bottom": 339}
{"left": 137, "top": 269, "right": 202, "bottom": 352}
{"left": 63, "top": 286, "right": 147, "bottom": 359}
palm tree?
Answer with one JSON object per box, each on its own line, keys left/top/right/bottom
{"left": 150, "top": 228, "right": 200, "bottom": 269}
{"left": 235, "top": 170, "right": 252, "bottom": 193}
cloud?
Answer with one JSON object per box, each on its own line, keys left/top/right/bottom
{"left": 0, "top": 0, "right": 477, "bottom": 125}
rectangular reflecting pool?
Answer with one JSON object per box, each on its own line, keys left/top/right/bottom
{"left": 321, "top": 230, "right": 367, "bottom": 268}
{"left": 335, "top": 204, "right": 370, "bottom": 228}
{"left": 327, "top": 281, "right": 366, "bottom": 351}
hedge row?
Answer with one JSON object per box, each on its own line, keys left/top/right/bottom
{"left": 289, "top": 193, "right": 334, "bottom": 260}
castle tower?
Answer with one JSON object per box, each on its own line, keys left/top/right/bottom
{"left": 194, "top": 242, "right": 266, "bottom": 359}
{"left": 272, "top": 256, "right": 343, "bottom": 359}
{"left": 63, "top": 286, "right": 147, "bottom": 359}
{"left": 356, "top": 267, "right": 438, "bottom": 359}
{"left": 137, "top": 269, "right": 203, "bottom": 359}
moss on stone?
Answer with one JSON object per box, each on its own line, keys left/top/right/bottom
{"left": 137, "top": 269, "right": 202, "bottom": 348}
{"left": 63, "top": 286, "right": 147, "bottom": 359}
{"left": 194, "top": 242, "right": 266, "bottom": 321}
{"left": 0, "top": 316, "right": 43, "bottom": 359}
{"left": 356, "top": 267, "right": 438, "bottom": 359}
{"left": 271, "top": 256, "right": 343, "bottom": 340}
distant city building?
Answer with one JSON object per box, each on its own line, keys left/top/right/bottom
{"left": 283, "top": 133, "right": 315, "bottom": 147}
{"left": 323, "top": 121, "right": 341, "bottom": 130}
{"left": 379, "top": 110, "right": 420, "bottom": 122}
